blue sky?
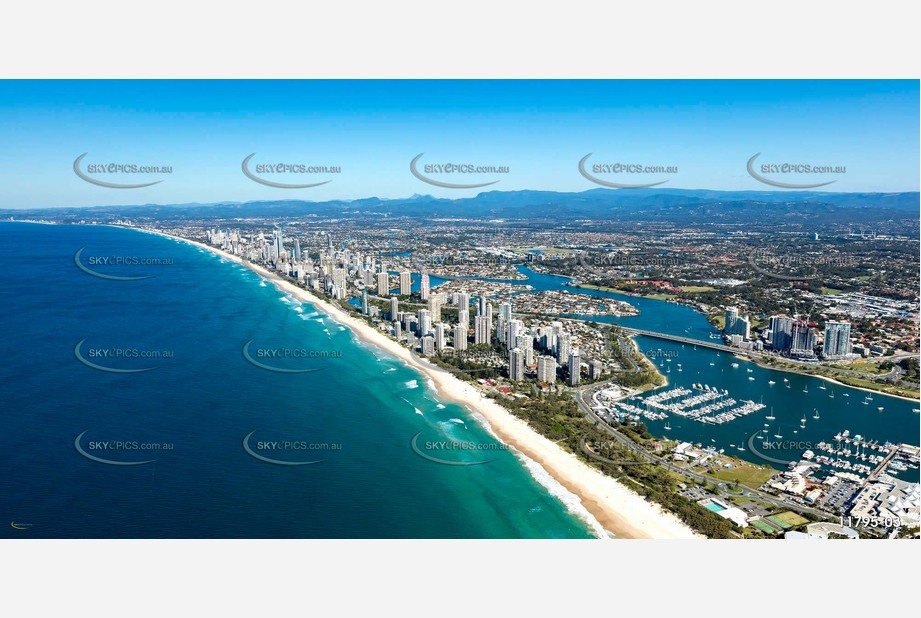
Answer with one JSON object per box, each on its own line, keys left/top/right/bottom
{"left": 0, "top": 80, "right": 917, "bottom": 209}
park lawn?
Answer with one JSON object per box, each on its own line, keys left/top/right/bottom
{"left": 646, "top": 293, "right": 677, "bottom": 300}
{"left": 709, "top": 460, "right": 774, "bottom": 489}
{"left": 679, "top": 285, "right": 717, "bottom": 293}
{"left": 820, "top": 287, "right": 845, "bottom": 295}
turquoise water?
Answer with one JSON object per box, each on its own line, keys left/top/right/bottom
{"left": 704, "top": 502, "right": 725, "bottom": 513}
{"left": 0, "top": 223, "right": 596, "bottom": 538}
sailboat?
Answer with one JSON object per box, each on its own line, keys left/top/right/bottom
{"left": 664, "top": 421, "right": 672, "bottom": 430}
{"left": 818, "top": 384, "right": 827, "bottom": 390}
{"left": 813, "top": 408, "right": 820, "bottom": 420}
{"left": 803, "top": 385, "right": 809, "bottom": 393}
{"left": 766, "top": 407, "right": 776, "bottom": 420}
{"left": 737, "top": 438, "right": 746, "bottom": 452}
{"left": 829, "top": 391, "right": 834, "bottom": 399}
{"left": 800, "top": 414, "right": 807, "bottom": 428}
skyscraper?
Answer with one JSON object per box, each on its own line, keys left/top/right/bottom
{"left": 508, "top": 319, "right": 523, "bottom": 353}
{"left": 790, "top": 321, "right": 817, "bottom": 356}
{"left": 453, "top": 324, "right": 468, "bottom": 351}
{"left": 568, "top": 349, "right": 581, "bottom": 386}
{"left": 509, "top": 348, "right": 525, "bottom": 382}
{"left": 417, "top": 308, "right": 432, "bottom": 337}
{"left": 537, "top": 356, "right": 557, "bottom": 384}
{"left": 768, "top": 315, "right": 794, "bottom": 351}
{"left": 823, "top": 321, "right": 852, "bottom": 359}
{"left": 434, "top": 323, "right": 446, "bottom": 352}
{"left": 474, "top": 315, "right": 491, "bottom": 345}
{"left": 390, "top": 296, "right": 399, "bottom": 320}
{"left": 556, "top": 333, "right": 571, "bottom": 365}
{"left": 399, "top": 271, "right": 412, "bottom": 296}
{"left": 420, "top": 269, "right": 430, "bottom": 301}
{"left": 499, "top": 302, "right": 512, "bottom": 322}
{"left": 377, "top": 271, "right": 390, "bottom": 296}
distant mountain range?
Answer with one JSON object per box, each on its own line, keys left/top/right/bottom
{"left": 5, "top": 188, "right": 918, "bottom": 226}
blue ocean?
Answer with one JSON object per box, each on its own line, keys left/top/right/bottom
{"left": 0, "top": 222, "right": 597, "bottom": 538}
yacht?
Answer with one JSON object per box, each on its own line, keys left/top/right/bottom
{"left": 768, "top": 380, "right": 776, "bottom": 385}
{"left": 766, "top": 408, "right": 776, "bottom": 420}
{"left": 813, "top": 409, "right": 820, "bottom": 420}
{"left": 818, "top": 384, "right": 827, "bottom": 390}
{"left": 664, "top": 421, "right": 671, "bottom": 430}
{"left": 748, "top": 376, "right": 755, "bottom": 381}
{"left": 877, "top": 406, "right": 884, "bottom": 411}
{"left": 731, "top": 363, "right": 739, "bottom": 368}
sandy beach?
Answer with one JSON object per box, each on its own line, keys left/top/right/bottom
{"left": 144, "top": 228, "right": 701, "bottom": 539}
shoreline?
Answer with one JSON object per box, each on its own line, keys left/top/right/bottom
{"left": 143, "top": 228, "right": 701, "bottom": 540}
{"left": 732, "top": 353, "right": 920, "bottom": 403}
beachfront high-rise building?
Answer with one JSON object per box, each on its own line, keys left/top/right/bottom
{"left": 361, "top": 289, "right": 369, "bottom": 315}
{"left": 417, "top": 308, "right": 432, "bottom": 337}
{"left": 537, "top": 356, "right": 557, "bottom": 384}
{"left": 377, "top": 271, "right": 390, "bottom": 297}
{"left": 516, "top": 333, "right": 533, "bottom": 366}
{"left": 393, "top": 321, "right": 402, "bottom": 339}
{"left": 509, "top": 348, "right": 525, "bottom": 382}
{"left": 453, "top": 324, "right": 468, "bottom": 351}
{"left": 474, "top": 315, "right": 491, "bottom": 345}
{"left": 420, "top": 270, "right": 430, "bottom": 301}
{"left": 390, "top": 296, "right": 399, "bottom": 320}
{"left": 434, "top": 323, "right": 446, "bottom": 352}
{"left": 556, "top": 333, "right": 571, "bottom": 365}
{"left": 429, "top": 293, "right": 445, "bottom": 322}
{"left": 456, "top": 292, "right": 470, "bottom": 312}
{"left": 421, "top": 335, "right": 435, "bottom": 356}
{"left": 507, "top": 319, "right": 523, "bottom": 353}
{"left": 568, "top": 349, "right": 581, "bottom": 386}
{"left": 399, "top": 271, "right": 412, "bottom": 296}
{"left": 496, "top": 316, "right": 507, "bottom": 344}
{"left": 823, "top": 321, "right": 852, "bottom": 359}
{"left": 457, "top": 308, "right": 469, "bottom": 327}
